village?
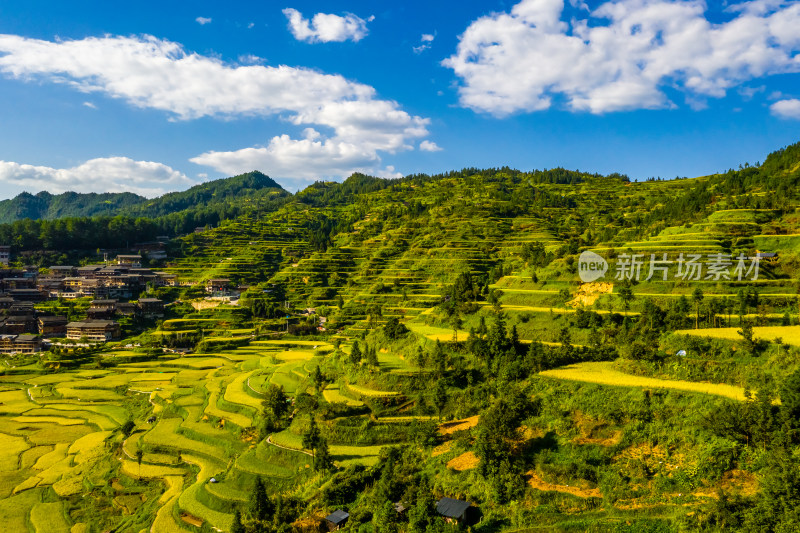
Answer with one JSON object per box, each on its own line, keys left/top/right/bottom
{"left": 0, "top": 249, "right": 233, "bottom": 355}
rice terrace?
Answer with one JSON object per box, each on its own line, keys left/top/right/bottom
{"left": 2, "top": 1, "right": 800, "bottom": 532}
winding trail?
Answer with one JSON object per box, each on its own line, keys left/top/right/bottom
{"left": 266, "top": 435, "right": 314, "bottom": 456}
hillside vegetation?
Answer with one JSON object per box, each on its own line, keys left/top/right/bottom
{"left": 1, "top": 142, "right": 800, "bottom": 532}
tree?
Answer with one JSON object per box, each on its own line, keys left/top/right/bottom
{"left": 249, "top": 476, "right": 273, "bottom": 522}
{"left": 527, "top": 341, "right": 547, "bottom": 372}
{"left": 737, "top": 320, "right": 765, "bottom": 357}
{"left": 349, "top": 341, "right": 362, "bottom": 365}
{"left": 312, "top": 365, "right": 325, "bottom": 395}
{"left": 366, "top": 345, "right": 379, "bottom": 367}
{"left": 509, "top": 323, "right": 519, "bottom": 351}
{"left": 450, "top": 314, "right": 463, "bottom": 342}
{"left": 488, "top": 289, "right": 503, "bottom": 310}
{"left": 477, "top": 316, "right": 488, "bottom": 338}
{"left": 314, "top": 437, "right": 334, "bottom": 471}
{"left": 433, "top": 379, "right": 448, "bottom": 421}
{"left": 303, "top": 417, "right": 321, "bottom": 452}
{"left": 231, "top": 509, "right": 245, "bottom": 533}
{"left": 120, "top": 420, "right": 135, "bottom": 437}
{"left": 263, "top": 384, "right": 289, "bottom": 419}
{"left": 383, "top": 317, "right": 409, "bottom": 340}
{"left": 559, "top": 288, "right": 572, "bottom": 308}
{"left": 558, "top": 327, "right": 574, "bottom": 359}
{"left": 451, "top": 271, "right": 477, "bottom": 303}
{"left": 135, "top": 448, "right": 143, "bottom": 479}
{"left": 374, "top": 500, "right": 398, "bottom": 533}
{"left": 431, "top": 340, "right": 446, "bottom": 377}
{"left": 618, "top": 285, "right": 634, "bottom": 312}
{"left": 693, "top": 287, "right": 704, "bottom": 329}
{"left": 476, "top": 389, "right": 536, "bottom": 478}
{"left": 781, "top": 368, "right": 800, "bottom": 427}
{"left": 408, "top": 483, "right": 438, "bottom": 533}
{"left": 487, "top": 313, "right": 509, "bottom": 361}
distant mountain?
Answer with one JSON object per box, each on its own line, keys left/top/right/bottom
{"left": 0, "top": 170, "right": 285, "bottom": 224}
{"left": 0, "top": 190, "right": 146, "bottom": 224}
{"left": 118, "top": 171, "right": 286, "bottom": 218}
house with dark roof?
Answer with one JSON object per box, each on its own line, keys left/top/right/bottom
{"left": 67, "top": 320, "right": 120, "bottom": 341}
{"left": 436, "top": 497, "right": 472, "bottom": 524}
{"left": 88, "top": 299, "right": 118, "bottom": 319}
{"left": 138, "top": 298, "right": 164, "bottom": 317}
{"left": 8, "top": 288, "right": 47, "bottom": 302}
{"left": 116, "top": 254, "right": 142, "bottom": 267}
{"left": 48, "top": 266, "right": 76, "bottom": 277}
{"left": 115, "top": 302, "right": 139, "bottom": 316}
{"left": 0, "top": 334, "right": 41, "bottom": 354}
{"left": 38, "top": 316, "right": 68, "bottom": 336}
{"left": 324, "top": 510, "right": 349, "bottom": 531}
{"left": 0, "top": 315, "right": 37, "bottom": 335}
{"left": 206, "top": 278, "right": 232, "bottom": 294}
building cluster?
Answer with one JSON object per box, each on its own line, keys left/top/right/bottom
{"left": 0, "top": 254, "right": 170, "bottom": 355}
{"left": 324, "top": 497, "right": 474, "bottom": 531}
{"left": 0, "top": 255, "right": 176, "bottom": 302}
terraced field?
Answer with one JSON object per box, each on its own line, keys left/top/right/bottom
{"left": 541, "top": 361, "right": 747, "bottom": 401}
{"left": 0, "top": 332, "right": 428, "bottom": 530}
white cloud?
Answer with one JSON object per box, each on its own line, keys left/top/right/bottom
{"left": 190, "top": 134, "right": 396, "bottom": 190}
{"left": 237, "top": 54, "right": 264, "bottom": 65}
{"left": 82, "top": 101, "right": 97, "bottom": 109}
{"left": 738, "top": 85, "right": 766, "bottom": 100}
{"left": 282, "top": 8, "right": 370, "bottom": 43}
{"left": 0, "top": 33, "right": 431, "bottom": 184}
{"left": 419, "top": 140, "right": 442, "bottom": 152}
{"left": 771, "top": 99, "right": 800, "bottom": 119}
{"left": 413, "top": 33, "right": 435, "bottom": 53}
{"left": 443, "top": 0, "right": 800, "bottom": 115}
{"left": 196, "top": 17, "right": 212, "bottom": 25}
{"left": 0, "top": 157, "right": 193, "bottom": 197}
{"left": 247, "top": 22, "right": 255, "bottom": 29}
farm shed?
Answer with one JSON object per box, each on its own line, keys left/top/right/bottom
{"left": 325, "top": 510, "right": 349, "bottom": 531}
{"left": 436, "top": 497, "right": 472, "bottom": 524}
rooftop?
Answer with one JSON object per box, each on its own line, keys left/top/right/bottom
{"left": 325, "top": 510, "right": 349, "bottom": 524}
{"left": 436, "top": 497, "right": 471, "bottom": 519}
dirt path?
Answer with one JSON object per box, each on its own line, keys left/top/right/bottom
{"left": 266, "top": 435, "right": 314, "bottom": 456}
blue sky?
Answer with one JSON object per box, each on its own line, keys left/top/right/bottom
{"left": 0, "top": 0, "right": 798, "bottom": 198}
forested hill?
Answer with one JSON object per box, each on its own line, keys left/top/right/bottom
{"left": 118, "top": 171, "right": 286, "bottom": 218}
{"left": 0, "top": 190, "right": 145, "bottom": 224}
{"left": 0, "top": 170, "right": 286, "bottom": 224}
{"left": 1, "top": 141, "right": 799, "bottom": 260}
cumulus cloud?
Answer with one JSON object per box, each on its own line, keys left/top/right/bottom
{"left": 771, "top": 99, "right": 800, "bottom": 119}
{"left": 419, "top": 140, "right": 442, "bottom": 152}
{"left": 282, "top": 8, "right": 371, "bottom": 43}
{"left": 0, "top": 157, "right": 192, "bottom": 197}
{"left": 413, "top": 33, "right": 435, "bottom": 54}
{"left": 191, "top": 134, "right": 392, "bottom": 189}
{"left": 0, "top": 33, "right": 432, "bottom": 184}
{"left": 443, "top": 0, "right": 800, "bottom": 115}
{"left": 196, "top": 17, "right": 212, "bottom": 25}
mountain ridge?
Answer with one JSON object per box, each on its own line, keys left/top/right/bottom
{"left": 0, "top": 170, "right": 285, "bottom": 224}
